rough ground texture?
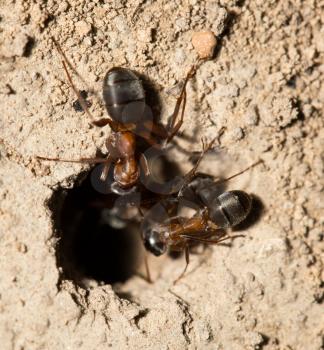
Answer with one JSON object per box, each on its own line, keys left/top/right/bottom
{"left": 0, "top": 0, "right": 323, "bottom": 349}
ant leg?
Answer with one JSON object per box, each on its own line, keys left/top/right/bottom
{"left": 199, "top": 226, "right": 227, "bottom": 239}
{"left": 36, "top": 155, "right": 109, "bottom": 164}
{"left": 178, "top": 135, "right": 222, "bottom": 193}
{"left": 144, "top": 251, "right": 152, "bottom": 283}
{"left": 133, "top": 249, "right": 152, "bottom": 283}
{"left": 38, "top": 155, "right": 113, "bottom": 183}
{"left": 139, "top": 153, "right": 151, "bottom": 177}
{"left": 166, "top": 65, "right": 197, "bottom": 143}
{"left": 184, "top": 138, "right": 212, "bottom": 179}
{"left": 52, "top": 38, "right": 117, "bottom": 130}
{"left": 174, "top": 244, "right": 190, "bottom": 285}
{"left": 179, "top": 234, "right": 245, "bottom": 245}
{"left": 213, "top": 159, "right": 263, "bottom": 186}
{"left": 136, "top": 129, "right": 158, "bottom": 146}
{"left": 166, "top": 88, "right": 187, "bottom": 144}
{"left": 99, "top": 160, "right": 112, "bottom": 181}
{"left": 142, "top": 120, "right": 168, "bottom": 139}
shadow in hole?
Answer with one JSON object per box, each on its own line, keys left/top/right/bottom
{"left": 48, "top": 150, "right": 183, "bottom": 288}
{"left": 49, "top": 172, "right": 142, "bottom": 288}
{"left": 151, "top": 153, "right": 183, "bottom": 185}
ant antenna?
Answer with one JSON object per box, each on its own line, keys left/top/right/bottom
{"left": 52, "top": 37, "right": 116, "bottom": 129}
{"left": 214, "top": 159, "right": 264, "bottom": 185}
{"left": 180, "top": 129, "right": 225, "bottom": 188}
{"left": 51, "top": 37, "right": 102, "bottom": 101}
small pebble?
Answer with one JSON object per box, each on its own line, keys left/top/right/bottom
{"left": 245, "top": 106, "right": 259, "bottom": 126}
{"left": 303, "top": 104, "right": 313, "bottom": 118}
{"left": 75, "top": 20, "right": 92, "bottom": 37}
{"left": 232, "top": 127, "right": 244, "bottom": 141}
{"left": 16, "top": 242, "right": 27, "bottom": 253}
{"left": 137, "top": 28, "right": 152, "bottom": 43}
{"left": 6, "top": 32, "right": 31, "bottom": 57}
{"left": 192, "top": 30, "right": 217, "bottom": 59}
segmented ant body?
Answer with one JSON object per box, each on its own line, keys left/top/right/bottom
{"left": 37, "top": 39, "right": 196, "bottom": 195}
{"left": 141, "top": 158, "right": 261, "bottom": 282}
{"left": 142, "top": 188, "right": 251, "bottom": 255}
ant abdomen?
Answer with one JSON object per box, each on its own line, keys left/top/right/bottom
{"left": 103, "top": 67, "right": 146, "bottom": 124}
{"left": 209, "top": 190, "right": 252, "bottom": 228}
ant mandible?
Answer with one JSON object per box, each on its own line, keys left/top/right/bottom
{"left": 37, "top": 38, "right": 198, "bottom": 195}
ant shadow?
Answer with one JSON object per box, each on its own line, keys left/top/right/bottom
{"left": 137, "top": 72, "right": 163, "bottom": 125}
{"left": 136, "top": 71, "right": 199, "bottom": 148}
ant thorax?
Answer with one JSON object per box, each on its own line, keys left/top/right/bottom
{"left": 106, "top": 131, "right": 136, "bottom": 159}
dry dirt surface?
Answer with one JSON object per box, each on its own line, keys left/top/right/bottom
{"left": 0, "top": 1, "right": 323, "bottom": 349}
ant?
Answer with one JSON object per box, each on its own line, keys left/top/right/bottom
{"left": 37, "top": 38, "right": 198, "bottom": 195}
{"left": 141, "top": 148, "right": 262, "bottom": 283}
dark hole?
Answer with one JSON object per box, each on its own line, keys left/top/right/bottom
{"left": 72, "top": 90, "right": 92, "bottom": 112}
{"left": 41, "top": 14, "right": 55, "bottom": 32}
{"left": 23, "top": 36, "right": 35, "bottom": 57}
{"left": 287, "top": 75, "right": 297, "bottom": 88}
{"left": 49, "top": 170, "right": 142, "bottom": 288}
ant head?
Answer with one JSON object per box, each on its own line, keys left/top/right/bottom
{"left": 113, "top": 158, "right": 139, "bottom": 189}
{"left": 142, "top": 226, "right": 168, "bottom": 256}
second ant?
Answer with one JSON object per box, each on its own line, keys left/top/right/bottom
{"left": 141, "top": 151, "right": 262, "bottom": 283}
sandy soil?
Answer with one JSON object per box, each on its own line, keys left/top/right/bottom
{"left": 0, "top": 0, "right": 323, "bottom": 349}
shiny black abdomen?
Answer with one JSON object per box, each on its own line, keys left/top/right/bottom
{"left": 209, "top": 190, "right": 252, "bottom": 228}
{"left": 103, "top": 67, "right": 145, "bottom": 124}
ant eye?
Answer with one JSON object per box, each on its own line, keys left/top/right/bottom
{"left": 143, "top": 229, "right": 167, "bottom": 256}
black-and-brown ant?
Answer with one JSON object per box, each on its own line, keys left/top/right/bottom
{"left": 37, "top": 38, "right": 197, "bottom": 195}
{"left": 141, "top": 152, "right": 262, "bottom": 283}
